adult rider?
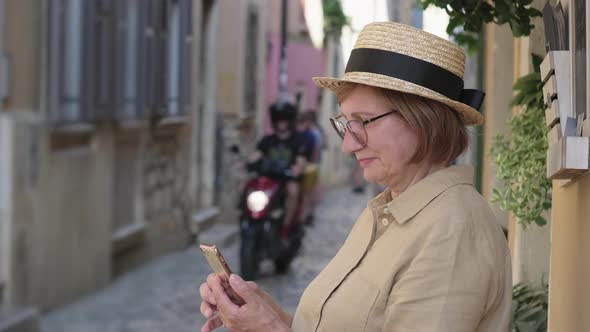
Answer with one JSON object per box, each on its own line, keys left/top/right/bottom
{"left": 247, "top": 101, "right": 310, "bottom": 230}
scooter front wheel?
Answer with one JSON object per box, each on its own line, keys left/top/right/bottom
{"left": 274, "top": 255, "right": 291, "bottom": 274}
{"left": 274, "top": 222, "right": 305, "bottom": 274}
{"left": 240, "top": 239, "right": 258, "bottom": 280}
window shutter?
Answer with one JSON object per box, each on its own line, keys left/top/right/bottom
{"left": 155, "top": 0, "right": 169, "bottom": 117}
{"left": 137, "top": 0, "right": 151, "bottom": 119}
{"left": 115, "top": 0, "right": 146, "bottom": 121}
{"left": 47, "top": 0, "right": 65, "bottom": 124}
{"left": 48, "top": 0, "right": 86, "bottom": 125}
{"left": 85, "top": 0, "right": 117, "bottom": 122}
{"left": 178, "top": 0, "right": 193, "bottom": 116}
{"left": 114, "top": 0, "right": 128, "bottom": 121}
{"left": 244, "top": 7, "right": 259, "bottom": 115}
{"left": 82, "top": 1, "right": 95, "bottom": 122}
{"left": 142, "top": 0, "right": 160, "bottom": 118}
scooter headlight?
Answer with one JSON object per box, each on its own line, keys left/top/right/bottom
{"left": 246, "top": 190, "right": 269, "bottom": 213}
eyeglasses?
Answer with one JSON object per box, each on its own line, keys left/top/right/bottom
{"left": 329, "top": 110, "right": 396, "bottom": 146}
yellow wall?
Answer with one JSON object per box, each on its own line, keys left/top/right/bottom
{"left": 4, "top": 0, "right": 39, "bottom": 109}
{"left": 508, "top": 19, "right": 551, "bottom": 287}
{"left": 482, "top": 23, "right": 513, "bottom": 229}
{"left": 215, "top": 0, "right": 243, "bottom": 115}
{"left": 548, "top": 176, "right": 590, "bottom": 331}
{"left": 482, "top": 0, "right": 588, "bottom": 329}
{"left": 215, "top": 0, "right": 266, "bottom": 117}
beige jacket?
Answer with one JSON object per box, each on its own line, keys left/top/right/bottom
{"left": 292, "top": 166, "right": 511, "bottom": 332}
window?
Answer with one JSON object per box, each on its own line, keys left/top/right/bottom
{"left": 115, "top": 0, "right": 142, "bottom": 121}
{"left": 48, "top": 0, "right": 193, "bottom": 126}
{"left": 48, "top": 0, "right": 117, "bottom": 126}
{"left": 48, "top": 0, "right": 85, "bottom": 125}
{"left": 244, "top": 6, "right": 259, "bottom": 115}
{"left": 179, "top": 0, "right": 193, "bottom": 117}
{"left": 168, "top": 0, "right": 193, "bottom": 117}
{"left": 142, "top": 0, "right": 167, "bottom": 118}
{"left": 142, "top": 0, "right": 192, "bottom": 119}
{"left": 167, "top": 2, "right": 181, "bottom": 116}
{"left": 572, "top": 0, "right": 586, "bottom": 125}
{"left": 86, "top": 0, "right": 117, "bottom": 122}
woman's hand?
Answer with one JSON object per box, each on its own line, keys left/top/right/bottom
{"left": 199, "top": 275, "right": 222, "bottom": 331}
{"left": 199, "top": 273, "right": 291, "bottom": 332}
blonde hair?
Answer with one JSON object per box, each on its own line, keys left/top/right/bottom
{"left": 337, "top": 83, "right": 468, "bottom": 166}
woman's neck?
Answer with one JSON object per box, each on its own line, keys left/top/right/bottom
{"left": 390, "top": 163, "right": 445, "bottom": 200}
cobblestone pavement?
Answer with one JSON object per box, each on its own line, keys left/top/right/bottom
{"left": 41, "top": 186, "right": 372, "bottom": 332}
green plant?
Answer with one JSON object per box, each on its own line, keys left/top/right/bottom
{"left": 510, "top": 282, "right": 548, "bottom": 332}
{"left": 490, "top": 54, "right": 551, "bottom": 227}
{"left": 322, "top": 0, "right": 349, "bottom": 38}
{"left": 418, "top": 0, "right": 542, "bottom": 52}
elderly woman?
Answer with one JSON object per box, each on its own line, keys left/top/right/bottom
{"left": 199, "top": 22, "right": 511, "bottom": 332}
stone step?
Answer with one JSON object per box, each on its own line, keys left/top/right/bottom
{"left": 0, "top": 306, "right": 40, "bottom": 332}
{"left": 197, "top": 223, "right": 240, "bottom": 249}
{"left": 191, "top": 206, "right": 221, "bottom": 234}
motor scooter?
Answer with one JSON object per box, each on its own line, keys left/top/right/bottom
{"left": 237, "top": 156, "right": 304, "bottom": 280}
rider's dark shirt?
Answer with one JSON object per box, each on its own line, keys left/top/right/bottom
{"left": 256, "top": 133, "right": 310, "bottom": 172}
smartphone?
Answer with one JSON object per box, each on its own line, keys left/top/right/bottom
{"left": 199, "top": 244, "right": 246, "bottom": 306}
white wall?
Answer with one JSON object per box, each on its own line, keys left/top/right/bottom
{"left": 0, "top": 0, "right": 7, "bottom": 299}
{"left": 0, "top": 0, "right": 5, "bottom": 107}
{"left": 0, "top": 115, "right": 13, "bottom": 301}
{"left": 340, "top": 0, "right": 388, "bottom": 63}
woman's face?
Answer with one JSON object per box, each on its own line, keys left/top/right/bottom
{"left": 339, "top": 85, "right": 419, "bottom": 189}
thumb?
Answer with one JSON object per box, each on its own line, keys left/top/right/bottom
{"left": 229, "top": 274, "right": 259, "bottom": 301}
{"left": 245, "top": 281, "right": 259, "bottom": 291}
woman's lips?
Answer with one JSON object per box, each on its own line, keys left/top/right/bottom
{"left": 358, "top": 158, "right": 377, "bottom": 167}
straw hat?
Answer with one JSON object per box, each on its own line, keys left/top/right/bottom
{"left": 313, "top": 22, "right": 485, "bottom": 126}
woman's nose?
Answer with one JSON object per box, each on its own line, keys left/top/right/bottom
{"left": 341, "top": 131, "right": 364, "bottom": 154}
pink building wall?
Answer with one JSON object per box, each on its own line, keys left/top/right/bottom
{"left": 264, "top": 32, "right": 325, "bottom": 134}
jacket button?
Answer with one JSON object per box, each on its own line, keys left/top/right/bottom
{"left": 381, "top": 218, "right": 390, "bottom": 226}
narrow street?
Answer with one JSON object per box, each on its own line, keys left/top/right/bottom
{"left": 41, "top": 186, "right": 372, "bottom": 332}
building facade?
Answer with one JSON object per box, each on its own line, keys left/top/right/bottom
{"left": 213, "top": 0, "right": 268, "bottom": 226}
{"left": 263, "top": 0, "right": 324, "bottom": 132}
{"left": 483, "top": 0, "right": 590, "bottom": 330}
{"left": 0, "top": 0, "right": 349, "bottom": 321}
{"left": 0, "top": 0, "right": 220, "bottom": 314}
{"left": 541, "top": 0, "right": 590, "bottom": 330}
{"left": 483, "top": 16, "right": 552, "bottom": 288}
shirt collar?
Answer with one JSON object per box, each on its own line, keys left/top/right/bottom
{"left": 368, "top": 165, "right": 475, "bottom": 225}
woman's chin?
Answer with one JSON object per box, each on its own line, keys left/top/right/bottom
{"left": 363, "top": 170, "right": 383, "bottom": 184}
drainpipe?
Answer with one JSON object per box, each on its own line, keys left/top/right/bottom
{"left": 0, "top": 0, "right": 7, "bottom": 305}
{"left": 0, "top": 0, "right": 7, "bottom": 107}
{"left": 277, "top": 0, "right": 288, "bottom": 103}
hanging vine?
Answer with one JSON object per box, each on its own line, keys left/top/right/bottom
{"left": 490, "top": 54, "right": 551, "bottom": 227}
{"left": 322, "top": 0, "right": 349, "bottom": 38}
{"left": 418, "top": 0, "right": 542, "bottom": 52}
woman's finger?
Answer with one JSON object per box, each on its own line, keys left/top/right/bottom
{"left": 206, "top": 273, "right": 218, "bottom": 286}
{"left": 200, "top": 301, "right": 217, "bottom": 319}
{"left": 201, "top": 316, "right": 224, "bottom": 332}
{"left": 209, "top": 275, "right": 239, "bottom": 315}
{"left": 245, "top": 281, "right": 258, "bottom": 290}
{"left": 228, "top": 274, "right": 259, "bottom": 303}
{"left": 199, "top": 282, "right": 216, "bottom": 305}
